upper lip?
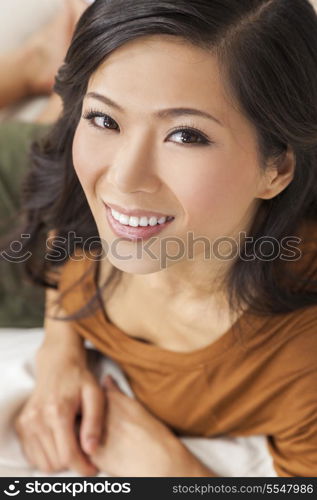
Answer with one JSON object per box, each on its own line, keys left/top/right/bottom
{"left": 105, "top": 202, "right": 172, "bottom": 219}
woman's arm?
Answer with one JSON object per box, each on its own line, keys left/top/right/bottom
{"left": 0, "top": 0, "right": 87, "bottom": 109}
{"left": 14, "top": 285, "right": 106, "bottom": 476}
{"left": 0, "top": 49, "right": 32, "bottom": 108}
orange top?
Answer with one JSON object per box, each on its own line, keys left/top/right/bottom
{"left": 57, "top": 219, "right": 317, "bottom": 477}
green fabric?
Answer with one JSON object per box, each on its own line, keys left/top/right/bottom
{"left": 0, "top": 122, "right": 50, "bottom": 328}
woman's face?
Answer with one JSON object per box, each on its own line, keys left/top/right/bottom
{"left": 73, "top": 35, "right": 272, "bottom": 274}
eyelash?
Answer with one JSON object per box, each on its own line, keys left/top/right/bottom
{"left": 82, "top": 109, "right": 213, "bottom": 146}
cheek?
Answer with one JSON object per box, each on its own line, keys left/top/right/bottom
{"left": 72, "top": 123, "right": 107, "bottom": 198}
{"left": 72, "top": 125, "right": 93, "bottom": 193}
{"left": 176, "top": 149, "right": 259, "bottom": 229}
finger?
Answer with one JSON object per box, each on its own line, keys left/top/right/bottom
{"left": 15, "top": 419, "right": 58, "bottom": 471}
{"left": 21, "top": 442, "right": 36, "bottom": 468}
{"left": 28, "top": 436, "right": 54, "bottom": 473}
{"left": 80, "top": 384, "right": 106, "bottom": 455}
{"left": 39, "top": 428, "right": 63, "bottom": 471}
{"left": 52, "top": 416, "right": 98, "bottom": 476}
{"left": 103, "top": 374, "right": 120, "bottom": 391}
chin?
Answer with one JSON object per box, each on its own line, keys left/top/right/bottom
{"left": 107, "top": 254, "right": 166, "bottom": 275}
{"left": 97, "top": 225, "right": 180, "bottom": 273}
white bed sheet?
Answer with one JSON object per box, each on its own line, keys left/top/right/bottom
{"left": 0, "top": 328, "right": 277, "bottom": 477}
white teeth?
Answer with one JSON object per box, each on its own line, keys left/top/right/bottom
{"left": 118, "top": 214, "right": 130, "bottom": 225}
{"left": 158, "top": 217, "right": 167, "bottom": 224}
{"left": 149, "top": 217, "right": 158, "bottom": 226}
{"left": 128, "top": 216, "right": 139, "bottom": 227}
{"left": 110, "top": 208, "right": 169, "bottom": 227}
{"left": 139, "top": 216, "right": 149, "bottom": 226}
{"left": 112, "top": 210, "right": 121, "bottom": 220}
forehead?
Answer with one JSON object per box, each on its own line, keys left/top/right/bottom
{"left": 88, "top": 36, "right": 226, "bottom": 113}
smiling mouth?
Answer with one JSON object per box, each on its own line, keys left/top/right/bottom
{"left": 104, "top": 204, "right": 175, "bottom": 241}
{"left": 105, "top": 201, "right": 174, "bottom": 220}
{"left": 105, "top": 203, "right": 175, "bottom": 226}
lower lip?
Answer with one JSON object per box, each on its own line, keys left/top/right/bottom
{"left": 105, "top": 205, "right": 175, "bottom": 241}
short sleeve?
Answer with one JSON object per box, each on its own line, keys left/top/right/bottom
{"left": 266, "top": 368, "right": 317, "bottom": 477}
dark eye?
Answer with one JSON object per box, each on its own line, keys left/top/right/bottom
{"left": 83, "top": 111, "right": 119, "bottom": 130}
{"left": 82, "top": 111, "right": 212, "bottom": 146}
{"left": 168, "top": 127, "right": 210, "bottom": 146}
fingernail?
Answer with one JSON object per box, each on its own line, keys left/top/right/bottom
{"left": 109, "top": 375, "right": 120, "bottom": 388}
{"left": 104, "top": 374, "right": 117, "bottom": 389}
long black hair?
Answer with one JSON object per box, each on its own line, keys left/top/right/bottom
{"left": 4, "top": 0, "right": 317, "bottom": 320}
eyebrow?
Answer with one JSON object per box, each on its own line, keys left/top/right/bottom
{"left": 85, "top": 91, "right": 224, "bottom": 127}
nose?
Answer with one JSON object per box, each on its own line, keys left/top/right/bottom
{"left": 107, "top": 130, "right": 160, "bottom": 194}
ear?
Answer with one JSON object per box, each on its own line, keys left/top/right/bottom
{"left": 257, "top": 147, "right": 295, "bottom": 200}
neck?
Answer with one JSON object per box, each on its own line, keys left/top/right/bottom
{"left": 135, "top": 251, "right": 232, "bottom": 304}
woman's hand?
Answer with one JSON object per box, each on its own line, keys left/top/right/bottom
{"left": 89, "top": 376, "right": 215, "bottom": 477}
{"left": 14, "top": 333, "right": 105, "bottom": 476}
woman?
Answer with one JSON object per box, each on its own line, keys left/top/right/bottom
{"left": 10, "top": 0, "right": 317, "bottom": 477}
